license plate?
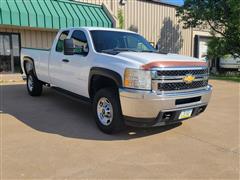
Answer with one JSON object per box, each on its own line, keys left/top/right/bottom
{"left": 179, "top": 109, "right": 193, "bottom": 119}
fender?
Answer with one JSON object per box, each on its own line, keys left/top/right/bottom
{"left": 23, "top": 56, "right": 37, "bottom": 77}
{"left": 88, "top": 67, "right": 123, "bottom": 94}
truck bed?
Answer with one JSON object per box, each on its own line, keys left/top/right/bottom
{"left": 21, "top": 48, "right": 50, "bottom": 83}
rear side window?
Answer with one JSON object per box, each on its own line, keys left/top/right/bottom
{"left": 56, "top": 31, "right": 69, "bottom": 52}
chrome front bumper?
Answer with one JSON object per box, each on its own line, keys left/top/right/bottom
{"left": 119, "top": 85, "right": 212, "bottom": 126}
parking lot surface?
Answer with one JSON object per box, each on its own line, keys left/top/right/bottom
{"left": 0, "top": 80, "right": 239, "bottom": 179}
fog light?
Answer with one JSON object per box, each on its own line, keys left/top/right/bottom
{"left": 197, "top": 107, "right": 204, "bottom": 114}
{"left": 162, "top": 112, "right": 173, "bottom": 121}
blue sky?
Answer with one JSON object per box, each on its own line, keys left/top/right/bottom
{"left": 160, "top": 0, "right": 184, "bottom": 6}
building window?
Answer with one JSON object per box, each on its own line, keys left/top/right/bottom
{"left": 0, "top": 33, "right": 20, "bottom": 73}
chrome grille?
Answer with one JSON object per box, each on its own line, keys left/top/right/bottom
{"left": 157, "top": 69, "right": 208, "bottom": 77}
{"left": 152, "top": 67, "right": 209, "bottom": 92}
{"left": 158, "top": 80, "right": 208, "bottom": 91}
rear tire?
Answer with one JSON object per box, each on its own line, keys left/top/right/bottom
{"left": 93, "top": 88, "right": 124, "bottom": 134}
{"left": 27, "top": 71, "right": 43, "bottom": 96}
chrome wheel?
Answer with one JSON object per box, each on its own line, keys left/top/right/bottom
{"left": 97, "top": 97, "right": 113, "bottom": 126}
{"left": 28, "top": 75, "right": 34, "bottom": 92}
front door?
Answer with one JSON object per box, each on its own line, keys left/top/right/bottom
{"left": 0, "top": 33, "right": 20, "bottom": 73}
{"left": 63, "top": 30, "right": 90, "bottom": 97}
{"left": 49, "top": 30, "right": 70, "bottom": 87}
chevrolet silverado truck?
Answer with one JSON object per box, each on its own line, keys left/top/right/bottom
{"left": 21, "top": 27, "right": 212, "bottom": 134}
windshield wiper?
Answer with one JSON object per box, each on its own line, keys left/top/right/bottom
{"left": 139, "top": 50, "right": 157, "bottom": 53}
{"left": 157, "top": 50, "right": 168, "bottom": 54}
{"left": 113, "top": 48, "right": 138, "bottom": 52}
{"left": 137, "top": 49, "right": 168, "bottom": 54}
{"left": 101, "top": 48, "right": 138, "bottom": 55}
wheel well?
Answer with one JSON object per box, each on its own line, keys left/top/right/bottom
{"left": 89, "top": 75, "right": 118, "bottom": 99}
{"left": 23, "top": 57, "right": 34, "bottom": 75}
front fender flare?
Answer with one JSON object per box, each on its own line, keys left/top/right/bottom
{"left": 88, "top": 67, "right": 123, "bottom": 95}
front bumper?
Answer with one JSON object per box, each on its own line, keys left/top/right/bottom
{"left": 119, "top": 85, "right": 212, "bottom": 127}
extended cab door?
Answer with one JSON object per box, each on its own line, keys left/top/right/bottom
{"left": 49, "top": 30, "right": 70, "bottom": 88}
{"left": 60, "top": 30, "right": 90, "bottom": 97}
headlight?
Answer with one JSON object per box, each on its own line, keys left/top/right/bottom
{"left": 124, "top": 68, "right": 151, "bottom": 90}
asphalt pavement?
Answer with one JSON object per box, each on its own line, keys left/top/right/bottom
{"left": 0, "top": 80, "right": 239, "bottom": 179}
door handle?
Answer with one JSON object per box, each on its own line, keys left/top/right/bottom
{"left": 62, "top": 59, "right": 69, "bottom": 63}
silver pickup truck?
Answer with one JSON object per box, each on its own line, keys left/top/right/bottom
{"left": 21, "top": 27, "right": 212, "bottom": 134}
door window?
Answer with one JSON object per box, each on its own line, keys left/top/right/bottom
{"left": 71, "top": 30, "right": 89, "bottom": 56}
{"left": 56, "top": 31, "right": 69, "bottom": 52}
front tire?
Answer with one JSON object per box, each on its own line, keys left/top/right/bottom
{"left": 93, "top": 88, "right": 124, "bottom": 134}
{"left": 27, "top": 71, "right": 43, "bottom": 96}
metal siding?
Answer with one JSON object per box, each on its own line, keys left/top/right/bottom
{"left": 47, "top": 32, "right": 52, "bottom": 49}
{"left": 5, "top": 29, "right": 12, "bottom": 33}
{"left": 41, "top": 31, "right": 48, "bottom": 49}
{"left": 0, "top": 27, "right": 57, "bottom": 49}
{"left": 20, "top": 29, "right": 26, "bottom": 47}
{"left": 25, "top": 30, "right": 31, "bottom": 48}
{"left": 0, "top": 0, "right": 192, "bottom": 56}
{"left": 77, "top": 0, "right": 192, "bottom": 56}
{"left": 36, "top": 31, "right": 42, "bottom": 49}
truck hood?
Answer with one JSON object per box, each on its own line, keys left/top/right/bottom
{"left": 116, "top": 52, "right": 207, "bottom": 69}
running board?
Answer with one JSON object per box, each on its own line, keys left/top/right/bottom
{"left": 51, "top": 87, "right": 92, "bottom": 104}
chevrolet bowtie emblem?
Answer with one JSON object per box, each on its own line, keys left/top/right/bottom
{"left": 183, "top": 74, "right": 195, "bottom": 84}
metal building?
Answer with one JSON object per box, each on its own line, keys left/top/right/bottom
{"left": 0, "top": 0, "right": 204, "bottom": 73}
{"left": 0, "top": 0, "right": 113, "bottom": 73}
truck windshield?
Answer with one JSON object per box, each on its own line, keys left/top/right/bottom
{"left": 90, "top": 30, "right": 156, "bottom": 54}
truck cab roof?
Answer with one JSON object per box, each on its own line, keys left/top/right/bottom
{"left": 59, "top": 27, "right": 137, "bottom": 34}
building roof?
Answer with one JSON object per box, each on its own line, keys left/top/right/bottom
{"left": 0, "top": 0, "right": 113, "bottom": 29}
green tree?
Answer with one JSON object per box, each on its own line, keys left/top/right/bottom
{"left": 176, "top": 0, "right": 240, "bottom": 58}
{"left": 117, "top": 9, "right": 124, "bottom": 29}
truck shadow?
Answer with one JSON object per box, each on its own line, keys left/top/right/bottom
{"left": 1, "top": 84, "right": 182, "bottom": 141}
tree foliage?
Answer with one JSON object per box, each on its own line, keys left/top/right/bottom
{"left": 117, "top": 9, "right": 124, "bottom": 29}
{"left": 176, "top": 0, "right": 240, "bottom": 58}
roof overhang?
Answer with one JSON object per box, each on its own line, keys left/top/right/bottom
{"left": 0, "top": 0, "right": 113, "bottom": 29}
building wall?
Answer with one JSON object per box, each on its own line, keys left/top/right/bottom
{"left": 0, "top": 0, "right": 193, "bottom": 56}
{"left": 79, "top": 0, "right": 193, "bottom": 56}
{"left": 0, "top": 26, "right": 57, "bottom": 49}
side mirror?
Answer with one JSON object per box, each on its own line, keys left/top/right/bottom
{"left": 64, "top": 39, "right": 74, "bottom": 55}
